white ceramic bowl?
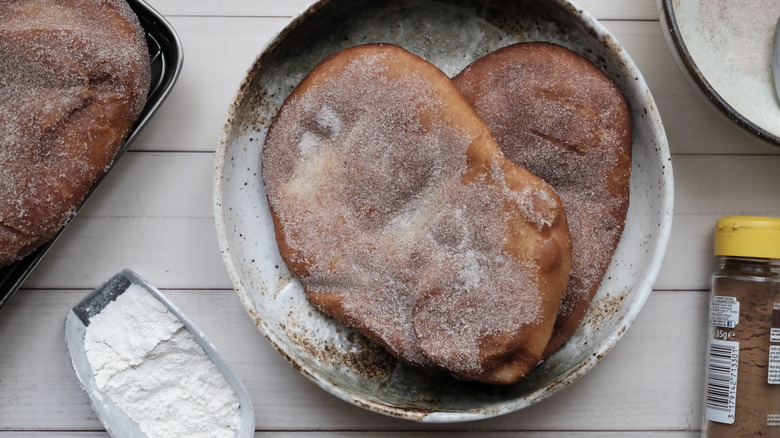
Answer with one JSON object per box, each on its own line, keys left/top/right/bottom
{"left": 659, "top": 0, "right": 780, "bottom": 146}
{"left": 214, "top": 0, "right": 673, "bottom": 422}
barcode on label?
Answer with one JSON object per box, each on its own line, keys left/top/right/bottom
{"left": 705, "top": 339, "right": 739, "bottom": 424}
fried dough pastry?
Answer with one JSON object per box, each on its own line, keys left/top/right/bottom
{"left": 262, "top": 44, "right": 572, "bottom": 384}
{"left": 0, "top": 0, "right": 150, "bottom": 266}
{"left": 453, "top": 42, "right": 632, "bottom": 357}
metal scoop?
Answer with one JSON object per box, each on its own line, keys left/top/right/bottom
{"left": 64, "top": 269, "right": 255, "bottom": 438}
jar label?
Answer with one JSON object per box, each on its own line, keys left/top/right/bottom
{"left": 772, "top": 304, "right": 780, "bottom": 342}
{"left": 711, "top": 296, "right": 740, "bottom": 328}
{"left": 705, "top": 338, "right": 739, "bottom": 424}
{"left": 770, "top": 346, "right": 780, "bottom": 384}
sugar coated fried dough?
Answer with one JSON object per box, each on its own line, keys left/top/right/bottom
{"left": 0, "top": 0, "right": 150, "bottom": 266}
{"left": 453, "top": 42, "right": 632, "bottom": 357}
{"left": 262, "top": 44, "right": 572, "bottom": 384}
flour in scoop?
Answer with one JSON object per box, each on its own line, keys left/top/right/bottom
{"left": 84, "top": 284, "right": 241, "bottom": 438}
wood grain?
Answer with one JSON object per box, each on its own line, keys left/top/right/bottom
{"left": 4, "top": 0, "right": 779, "bottom": 435}
{"left": 22, "top": 153, "right": 780, "bottom": 291}
{"left": 0, "top": 289, "right": 705, "bottom": 432}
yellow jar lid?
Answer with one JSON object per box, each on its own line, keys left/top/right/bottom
{"left": 714, "top": 216, "right": 780, "bottom": 259}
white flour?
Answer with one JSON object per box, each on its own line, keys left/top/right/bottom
{"left": 84, "top": 284, "right": 241, "bottom": 438}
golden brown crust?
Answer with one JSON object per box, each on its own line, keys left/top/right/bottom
{"left": 263, "top": 44, "right": 572, "bottom": 384}
{"left": 453, "top": 42, "right": 632, "bottom": 357}
{"left": 0, "top": 0, "right": 150, "bottom": 266}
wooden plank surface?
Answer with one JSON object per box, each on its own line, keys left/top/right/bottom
{"left": 128, "top": 15, "right": 780, "bottom": 156}
{"left": 22, "top": 153, "right": 780, "bottom": 291}
{"left": 3, "top": 0, "right": 780, "bottom": 435}
{"left": 0, "top": 289, "right": 705, "bottom": 432}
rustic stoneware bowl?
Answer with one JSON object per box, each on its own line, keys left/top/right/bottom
{"left": 214, "top": 0, "right": 673, "bottom": 422}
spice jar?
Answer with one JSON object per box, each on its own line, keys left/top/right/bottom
{"left": 702, "top": 216, "right": 780, "bottom": 437}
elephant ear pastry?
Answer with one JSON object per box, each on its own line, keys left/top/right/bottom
{"left": 0, "top": 0, "right": 151, "bottom": 266}
{"left": 453, "top": 42, "right": 632, "bottom": 358}
{"left": 262, "top": 43, "right": 572, "bottom": 385}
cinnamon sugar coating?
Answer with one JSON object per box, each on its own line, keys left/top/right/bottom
{"left": 262, "top": 44, "right": 572, "bottom": 384}
{"left": 0, "top": 0, "right": 151, "bottom": 266}
{"left": 453, "top": 42, "right": 632, "bottom": 357}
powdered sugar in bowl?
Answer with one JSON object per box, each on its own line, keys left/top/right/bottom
{"left": 65, "top": 269, "right": 255, "bottom": 437}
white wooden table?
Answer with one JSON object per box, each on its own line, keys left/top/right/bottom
{"left": 1, "top": 0, "right": 779, "bottom": 436}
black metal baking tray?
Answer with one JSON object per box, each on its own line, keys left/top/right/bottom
{"left": 0, "top": 0, "right": 183, "bottom": 310}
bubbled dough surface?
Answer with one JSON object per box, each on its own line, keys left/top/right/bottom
{"left": 453, "top": 42, "right": 632, "bottom": 357}
{"left": 0, "top": 0, "right": 151, "bottom": 266}
{"left": 262, "top": 44, "right": 572, "bottom": 384}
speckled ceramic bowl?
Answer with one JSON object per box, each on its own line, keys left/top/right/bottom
{"left": 659, "top": 0, "right": 780, "bottom": 146}
{"left": 214, "top": 0, "right": 673, "bottom": 422}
